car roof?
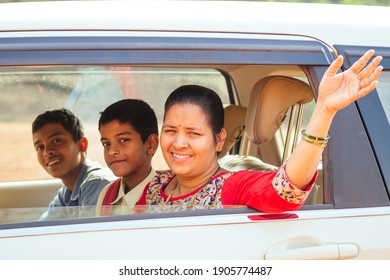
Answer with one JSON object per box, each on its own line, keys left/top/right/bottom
{"left": 0, "top": 0, "right": 390, "bottom": 48}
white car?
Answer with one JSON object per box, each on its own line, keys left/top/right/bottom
{"left": 0, "top": 0, "right": 389, "bottom": 260}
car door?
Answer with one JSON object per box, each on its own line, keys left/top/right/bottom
{"left": 1, "top": 31, "right": 389, "bottom": 260}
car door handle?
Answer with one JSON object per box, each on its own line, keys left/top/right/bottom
{"left": 264, "top": 244, "right": 358, "bottom": 260}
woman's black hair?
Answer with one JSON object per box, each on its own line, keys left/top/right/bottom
{"left": 164, "top": 85, "right": 224, "bottom": 139}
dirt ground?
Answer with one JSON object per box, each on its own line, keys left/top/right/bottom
{"left": 0, "top": 123, "right": 46, "bottom": 181}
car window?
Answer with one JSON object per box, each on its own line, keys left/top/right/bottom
{"left": 0, "top": 63, "right": 325, "bottom": 225}
{"left": 377, "top": 71, "right": 390, "bottom": 125}
{"left": 0, "top": 66, "right": 231, "bottom": 182}
{"left": 0, "top": 34, "right": 341, "bottom": 225}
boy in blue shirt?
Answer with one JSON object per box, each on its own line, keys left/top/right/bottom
{"left": 32, "top": 108, "right": 115, "bottom": 218}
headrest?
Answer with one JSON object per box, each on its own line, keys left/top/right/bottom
{"left": 246, "top": 76, "right": 313, "bottom": 144}
{"left": 218, "top": 104, "right": 247, "bottom": 158}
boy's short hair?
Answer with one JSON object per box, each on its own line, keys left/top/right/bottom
{"left": 99, "top": 99, "right": 158, "bottom": 143}
{"left": 32, "top": 108, "right": 84, "bottom": 142}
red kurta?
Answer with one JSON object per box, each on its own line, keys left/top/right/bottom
{"left": 136, "top": 167, "right": 315, "bottom": 213}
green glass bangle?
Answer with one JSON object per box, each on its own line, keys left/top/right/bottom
{"left": 301, "top": 134, "right": 329, "bottom": 144}
{"left": 301, "top": 129, "right": 330, "bottom": 142}
{"left": 301, "top": 137, "right": 328, "bottom": 147}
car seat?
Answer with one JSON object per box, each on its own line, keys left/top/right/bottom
{"left": 219, "top": 75, "right": 318, "bottom": 204}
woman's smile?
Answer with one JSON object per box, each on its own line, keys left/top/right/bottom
{"left": 172, "top": 153, "right": 192, "bottom": 160}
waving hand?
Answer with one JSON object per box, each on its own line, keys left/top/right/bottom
{"left": 318, "top": 49, "right": 383, "bottom": 115}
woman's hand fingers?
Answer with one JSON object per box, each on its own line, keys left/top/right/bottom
{"left": 318, "top": 49, "right": 383, "bottom": 114}
{"left": 357, "top": 54, "right": 382, "bottom": 80}
{"left": 358, "top": 66, "right": 383, "bottom": 98}
{"left": 354, "top": 51, "right": 383, "bottom": 98}
{"left": 350, "top": 49, "right": 375, "bottom": 75}
{"left": 323, "top": 55, "right": 343, "bottom": 78}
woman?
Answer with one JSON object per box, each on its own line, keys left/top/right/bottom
{"left": 137, "top": 50, "right": 383, "bottom": 213}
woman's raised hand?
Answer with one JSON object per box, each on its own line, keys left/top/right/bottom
{"left": 318, "top": 49, "right": 383, "bottom": 115}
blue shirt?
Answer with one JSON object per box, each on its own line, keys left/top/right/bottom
{"left": 40, "top": 159, "right": 116, "bottom": 220}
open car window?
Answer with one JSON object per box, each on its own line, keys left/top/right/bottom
{"left": 0, "top": 62, "right": 326, "bottom": 226}
{"left": 0, "top": 66, "right": 231, "bottom": 182}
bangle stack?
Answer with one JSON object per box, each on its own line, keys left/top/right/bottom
{"left": 301, "top": 129, "right": 330, "bottom": 148}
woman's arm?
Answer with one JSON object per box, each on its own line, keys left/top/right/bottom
{"left": 286, "top": 50, "right": 383, "bottom": 189}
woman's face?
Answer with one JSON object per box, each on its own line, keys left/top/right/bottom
{"left": 160, "top": 103, "right": 225, "bottom": 180}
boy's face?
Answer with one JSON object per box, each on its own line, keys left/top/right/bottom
{"left": 33, "top": 123, "right": 84, "bottom": 180}
{"left": 99, "top": 120, "right": 155, "bottom": 183}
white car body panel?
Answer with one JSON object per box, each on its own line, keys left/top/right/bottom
{"left": 1, "top": 207, "right": 389, "bottom": 259}
{"left": 0, "top": 1, "right": 390, "bottom": 48}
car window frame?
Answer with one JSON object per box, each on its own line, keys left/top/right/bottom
{"left": 2, "top": 31, "right": 387, "bottom": 229}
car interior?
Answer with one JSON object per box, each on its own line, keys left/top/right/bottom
{"left": 218, "top": 75, "right": 320, "bottom": 205}
{"left": 0, "top": 63, "right": 324, "bottom": 223}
